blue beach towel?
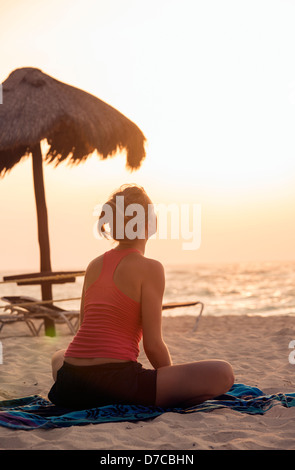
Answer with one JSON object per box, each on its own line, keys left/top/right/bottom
{"left": 0, "top": 384, "right": 295, "bottom": 430}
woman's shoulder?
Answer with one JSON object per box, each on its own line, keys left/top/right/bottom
{"left": 85, "top": 249, "right": 164, "bottom": 278}
{"left": 139, "top": 255, "right": 165, "bottom": 279}
{"left": 85, "top": 253, "right": 104, "bottom": 274}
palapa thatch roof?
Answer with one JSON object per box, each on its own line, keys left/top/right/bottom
{"left": 0, "top": 67, "right": 146, "bottom": 176}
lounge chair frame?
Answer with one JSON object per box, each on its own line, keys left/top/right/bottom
{"left": 0, "top": 296, "right": 79, "bottom": 336}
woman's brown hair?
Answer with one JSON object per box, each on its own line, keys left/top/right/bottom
{"left": 98, "top": 184, "right": 154, "bottom": 241}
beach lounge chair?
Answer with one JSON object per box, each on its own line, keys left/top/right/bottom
{"left": 162, "top": 300, "right": 204, "bottom": 332}
{"left": 1, "top": 297, "right": 204, "bottom": 336}
{"left": 0, "top": 308, "right": 38, "bottom": 336}
{"left": 0, "top": 296, "right": 79, "bottom": 336}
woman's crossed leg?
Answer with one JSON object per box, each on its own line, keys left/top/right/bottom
{"left": 155, "top": 359, "right": 234, "bottom": 408}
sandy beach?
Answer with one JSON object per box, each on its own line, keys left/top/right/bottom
{"left": 1, "top": 313, "right": 295, "bottom": 451}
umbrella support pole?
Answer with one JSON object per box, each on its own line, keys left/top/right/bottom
{"left": 32, "top": 143, "right": 56, "bottom": 337}
{"left": 41, "top": 282, "right": 56, "bottom": 337}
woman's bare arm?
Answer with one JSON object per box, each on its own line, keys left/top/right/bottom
{"left": 141, "top": 260, "right": 172, "bottom": 369}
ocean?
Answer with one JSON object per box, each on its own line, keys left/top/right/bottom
{"left": 1, "top": 261, "right": 295, "bottom": 318}
{"left": 164, "top": 261, "right": 295, "bottom": 317}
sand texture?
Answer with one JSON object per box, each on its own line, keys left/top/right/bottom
{"left": 1, "top": 314, "right": 295, "bottom": 450}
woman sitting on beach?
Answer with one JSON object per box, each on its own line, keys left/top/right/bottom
{"left": 48, "top": 184, "right": 234, "bottom": 410}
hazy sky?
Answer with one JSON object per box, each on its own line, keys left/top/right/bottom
{"left": 1, "top": 0, "right": 295, "bottom": 271}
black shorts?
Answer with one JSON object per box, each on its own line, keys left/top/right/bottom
{"left": 48, "top": 361, "right": 157, "bottom": 410}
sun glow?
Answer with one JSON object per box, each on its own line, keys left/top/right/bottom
{"left": 1, "top": 0, "right": 295, "bottom": 268}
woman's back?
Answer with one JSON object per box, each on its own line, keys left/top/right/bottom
{"left": 65, "top": 248, "right": 144, "bottom": 363}
{"left": 85, "top": 248, "right": 144, "bottom": 304}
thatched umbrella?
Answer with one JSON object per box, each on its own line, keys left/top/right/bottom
{"left": 0, "top": 67, "right": 146, "bottom": 336}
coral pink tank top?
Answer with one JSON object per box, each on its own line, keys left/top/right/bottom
{"left": 65, "top": 248, "right": 142, "bottom": 362}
